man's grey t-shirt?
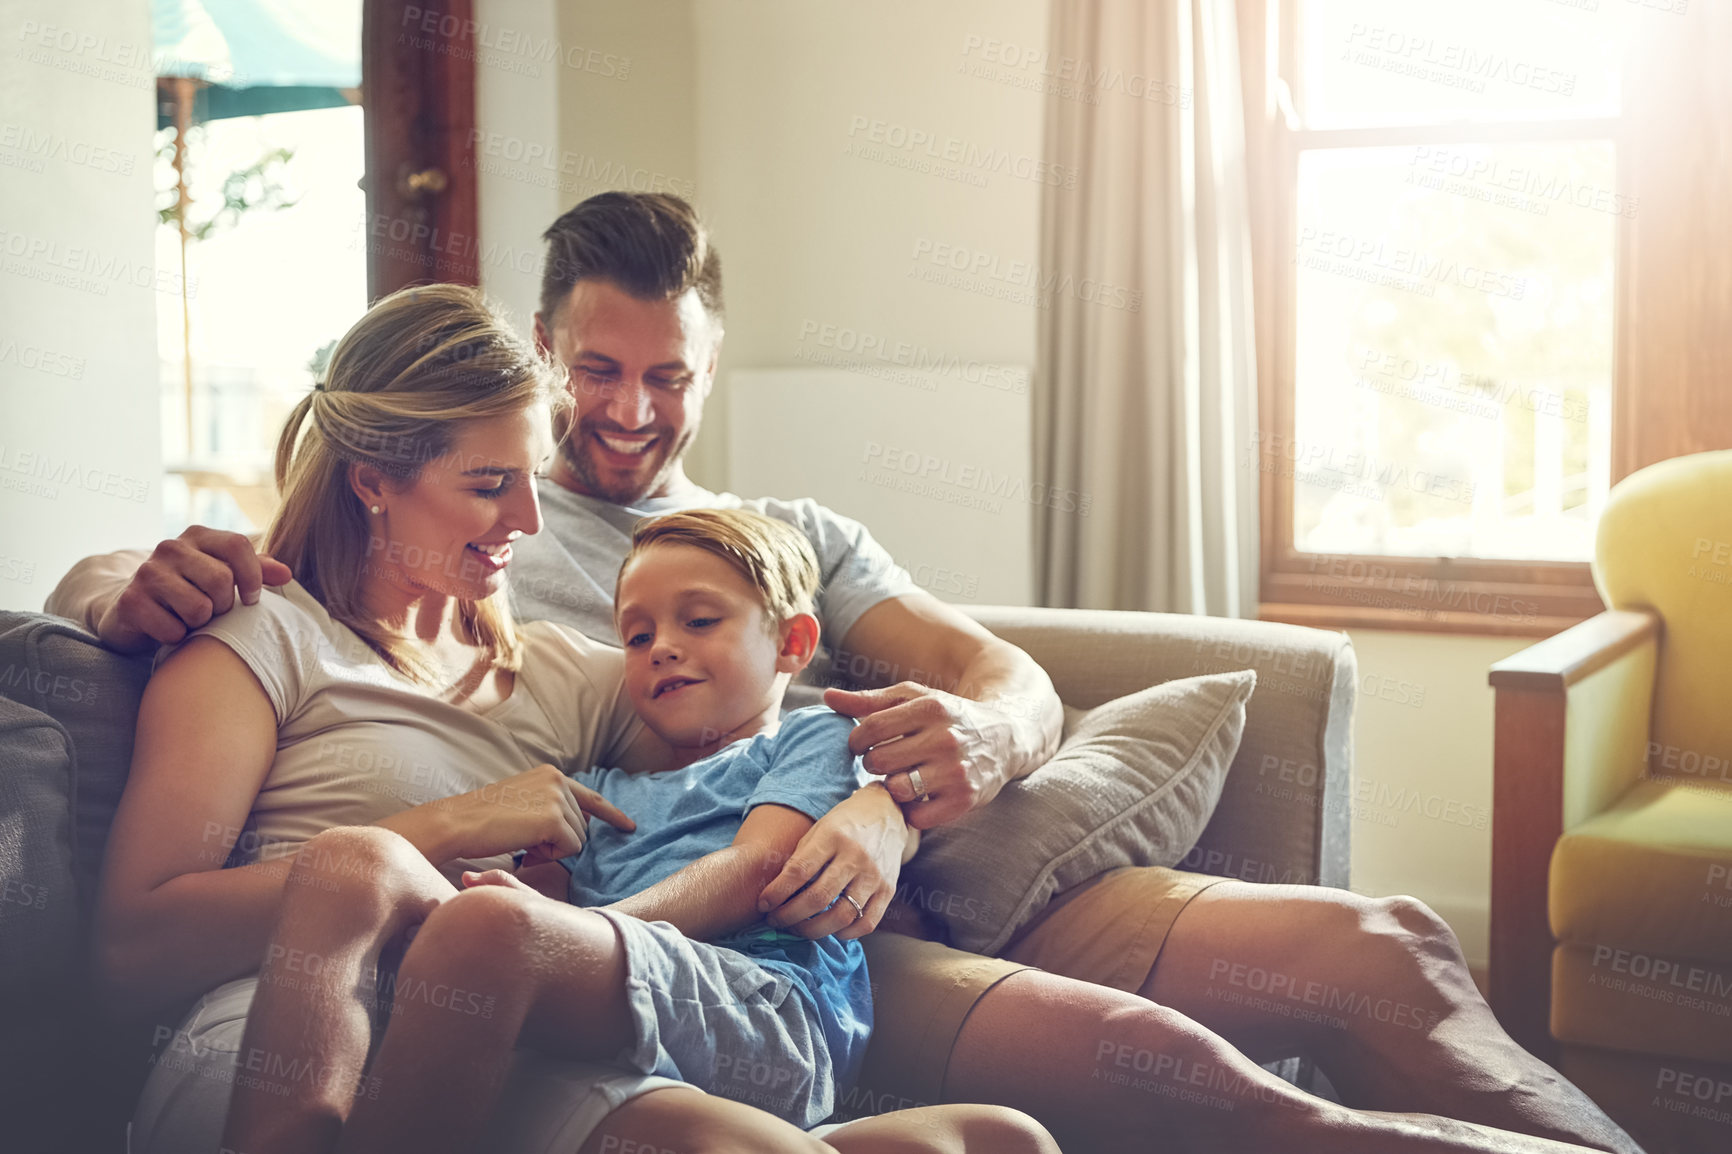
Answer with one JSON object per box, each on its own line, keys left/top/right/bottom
{"left": 508, "top": 481, "right": 919, "bottom": 709}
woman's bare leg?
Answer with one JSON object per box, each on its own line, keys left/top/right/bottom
{"left": 335, "top": 883, "right": 638, "bottom": 1154}
{"left": 1133, "top": 884, "right": 1639, "bottom": 1153}
{"left": 221, "top": 826, "right": 454, "bottom": 1154}
{"left": 945, "top": 969, "right": 1615, "bottom": 1153}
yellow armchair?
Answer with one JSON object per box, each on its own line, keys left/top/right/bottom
{"left": 1489, "top": 450, "right": 1732, "bottom": 1154}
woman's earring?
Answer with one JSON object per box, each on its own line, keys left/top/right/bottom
{"left": 370, "top": 505, "right": 382, "bottom": 515}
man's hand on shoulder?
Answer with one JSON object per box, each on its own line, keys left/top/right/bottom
{"left": 824, "top": 683, "right": 1020, "bottom": 830}
{"left": 96, "top": 527, "right": 292, "bottom": 653}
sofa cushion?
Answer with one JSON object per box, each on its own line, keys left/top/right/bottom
{"left": 903, "top": 670, "right": 1254, "bottom": 955}
{"left": 0, "top": 696, "right": 81, "bottom": 997}
{"left": 0, "top": 611, "right": 153, "bottom": 918}
{"left": 1551, "top": 941, "right": 1732, "bottom": 1063}
{"left": 964, "top": 606, "right": 1356, "bottom": 892}
{"left": 0, "top": 695, "right": 94, "bottom": 1147}
{"left": 1550, "top": 777, "right": 1732, "bottom": 964}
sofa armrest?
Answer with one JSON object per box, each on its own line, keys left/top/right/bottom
{"left": 1487, "top": 608, "right": 1660, "bottom": 1058}
{"left": 962, "top": 606, "right": 1355, "bottom": 891}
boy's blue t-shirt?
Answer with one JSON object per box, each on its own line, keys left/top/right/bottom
{"left": 562, "top": 706, "right": 874, "bottom": 1086}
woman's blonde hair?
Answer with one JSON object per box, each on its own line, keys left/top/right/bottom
{"left": 267, "top": 283, "right": 568, "bottom": 685}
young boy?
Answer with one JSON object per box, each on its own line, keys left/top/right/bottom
{"left": 477, "top": 508, "right": 1054, "bottom": 1147}
{"left": 551, "top": 506, "right": 871, "bottom": 1125}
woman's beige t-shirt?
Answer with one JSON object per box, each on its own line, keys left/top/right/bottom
{"left": 179, "top": 580, "right": 644, "bottom": 877}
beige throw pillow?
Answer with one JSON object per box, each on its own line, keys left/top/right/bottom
{"left": 903, "top": 670, "right": 1256, "bottom": 955}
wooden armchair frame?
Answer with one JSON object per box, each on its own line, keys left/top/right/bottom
{"left": 1487, "top": 609, "right": 1662, "bottom": 1059}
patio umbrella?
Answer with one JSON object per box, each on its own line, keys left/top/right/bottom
{"left": 153, "top": 0, "right": 360, "bottom": 128}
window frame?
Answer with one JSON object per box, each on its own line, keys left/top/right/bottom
{"left": 1248, "top": 0, "right": 1630, "bottom": 638}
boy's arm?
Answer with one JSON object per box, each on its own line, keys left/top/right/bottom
{"left": 601, "top": 804, "right": 818, "bottom": 942}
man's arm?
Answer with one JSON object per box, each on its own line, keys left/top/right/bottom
{"left": 45, "top": 547, "right": 149, "bottom": 633}
{"left": 45, "top": 528, "right": 289, "bottom": 653}
{"left": 757, "top": 780, "right": 910, "bottom": 939}
{"left": 825, "top": 591, "right": 1065, "bottom": 828}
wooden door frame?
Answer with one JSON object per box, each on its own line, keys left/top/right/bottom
{"left": 362, "top": 0, "right": 480, "bottom": 296}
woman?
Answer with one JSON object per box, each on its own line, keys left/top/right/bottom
{"left": 97, "top": 284, "right": 1051, "bottom": 1154}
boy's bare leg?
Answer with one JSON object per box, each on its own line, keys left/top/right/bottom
{"left": 578, "top": 1093, "right": 1059, "bottom": 1154}
{"left": 825, "top": 1104, "right": 1062, "bottom": 1154}
{"left": 1133, "top": 884, "right": 1639, "bottom": 1153}
{"left": 946, "top": 969, "right": 1611, "bottom": 1153}
{"left": 335, "top": 883, "right": 638, "bottom": 1154}
{"left": 577, "top": 1088, "right": 829, "bottom": 1154}
{"left": 221, "top": 827, "right": 454, "bottom": 1154}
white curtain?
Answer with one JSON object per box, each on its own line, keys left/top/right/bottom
{"left": 1033, "top": 0, "right": 1258, "bottom": 617}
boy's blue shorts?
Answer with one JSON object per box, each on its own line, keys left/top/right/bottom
{"left": 590, "top": 906, "right": 840, "bottom": 1128}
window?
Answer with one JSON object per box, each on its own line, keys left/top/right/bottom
{"left": 153, "top": 0, "right": 482, "bottom": 536}
{"left": 1249, "top": 0, "right": 1644, "bottom": 634}
{"left": 154, "top": 0, "right": 366, "bottom": 534}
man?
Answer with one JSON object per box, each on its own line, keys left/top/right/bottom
{"left": 49, "top": 193, "right": 1638, "bottom": 1153}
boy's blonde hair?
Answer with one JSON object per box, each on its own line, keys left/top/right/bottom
{"left": 620, "top": 509, "right": 820, "bottom": 626}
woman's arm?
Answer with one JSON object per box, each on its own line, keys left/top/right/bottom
{"left": 94, "top": 638, "right": 594, "bottom": 1016}
{"left": 599, "top": 804, "right": 818, "bottom": 941}
{"left": 96, "top": 636, "right": 317, "bottom": 1014}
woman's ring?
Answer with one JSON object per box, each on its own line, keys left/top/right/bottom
{"left": 907, "top": 768, "right": 928, "bottom": 801}
{"left": 841, "top": 891, "right": 866, "bottom": 919}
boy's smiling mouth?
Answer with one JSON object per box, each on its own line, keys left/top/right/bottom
{"left": 652, "top": 676, "right": 703, "bottom": 699}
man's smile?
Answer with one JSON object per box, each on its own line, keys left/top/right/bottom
{"left": 595, "top": 431, "right": 658, "bottom": 457}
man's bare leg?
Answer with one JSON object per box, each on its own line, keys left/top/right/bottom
{"left": 221, "top": 827, "right": 454, "bottom": 1154}
{"left": 1135, "top": 884, "right": 1639, "bottom": 1153}
{"left": 945, "top": 969, "right": 1613, "bottom": 1153}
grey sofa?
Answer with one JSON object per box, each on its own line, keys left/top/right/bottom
{"left": 0, "top": 604, "right": 1355, "bottom": 1151}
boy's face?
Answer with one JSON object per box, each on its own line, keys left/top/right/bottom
{"left": 615, "top": 542, "right": 815, "bottom": 751}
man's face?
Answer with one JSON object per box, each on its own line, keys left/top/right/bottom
{"left": 536, "top": 279, "right": 721, "bottom": 504}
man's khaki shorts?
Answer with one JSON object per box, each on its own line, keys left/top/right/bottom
{"left": 854, "top": 865, "right": 1231, "bottom": 1107}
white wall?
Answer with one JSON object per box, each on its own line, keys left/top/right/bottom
{"left": 692, "top": 0, "right": 1047, "bottom": 599}
{"left": 0, "top": 0, "right": 162, "bottom": 612}
{"left": 1345, "top": 629, "right": 1531, "bottom": 967}
{"left": 472, "top": 0, "right": 562, "bottom": 329}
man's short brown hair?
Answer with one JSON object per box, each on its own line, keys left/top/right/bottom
{"left": 619, "top": 508, "right": 820, "bottom": 628}
{"left": 539, "top": 192, "right": 724, "bottom": 323}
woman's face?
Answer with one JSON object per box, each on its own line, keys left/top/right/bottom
{"left": 360, "top": 403, "right": 553, "bottom": 602}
